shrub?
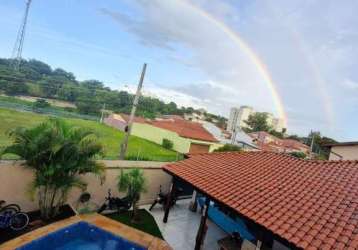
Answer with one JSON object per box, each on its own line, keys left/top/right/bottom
{"left": 214, "top": 144, "right": 242, "bottom": 152}
{"left": 117, "top": 168, "right": 147, "bottom": 223}
{"left": 32, "top": 98, "right": 50, "bottom": 109}
{"left": 289, "top": 151, "right": 306, "bottom": 159}
{"left": 162, "top": 138, "right": 174, "bottom": 150}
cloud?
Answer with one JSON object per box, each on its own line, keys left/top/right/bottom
{"left": 99, "top": 0, "right": 277, "bottom": 116}
{"left": 342, "top": 79, "right": 358, "bottom": 91}
{"left": 99, "top": 0, "right": 358, "bottom": 139}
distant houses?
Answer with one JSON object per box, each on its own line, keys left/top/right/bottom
{"left": 249, "top": 131, "right": 310, "bottom": 154}
{"left": 105, "top": 114, "right": 221, "bottom": 154}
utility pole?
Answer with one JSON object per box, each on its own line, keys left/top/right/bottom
{"left": 100, "top": 103, "right": 106, "bottom": 123}
{"left": 12, "top": 0, "right": 32, "bottom": 71}
{"left": 310, "top": 130, "right": 315, "bottom": 153}
{"left": 231, "top": 127, "right": 237, "bottom": 144}
{"left": 119, "top": 63, "right": 147, "bottom": 160}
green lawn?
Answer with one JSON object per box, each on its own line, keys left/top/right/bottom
{"left": 106, "top": 209, "right": 163, "bottom": 239}
{"left": 0, "top": 108, "right": 180, "bottom": 161}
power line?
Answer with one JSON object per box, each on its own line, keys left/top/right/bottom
{"left": 11, "top": 0, "right": 32, "bottom": 71}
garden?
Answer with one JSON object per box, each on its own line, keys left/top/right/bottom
{"left": 0, "top": 118, "right": 164, "bottom": 245}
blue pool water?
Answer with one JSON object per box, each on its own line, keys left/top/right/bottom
{"left": 16, "top": 221, "right": 146, "bottom": 250}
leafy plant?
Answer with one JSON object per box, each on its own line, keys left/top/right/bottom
{"left": 1, "top": 118, "right": 105, "bottom": 220}
{"left": 32, "top": 98, "right": 50, "bottom": 109}
{"left": 214, "top": 144, "right": 242, "bottom": 152}
{"left": 117, "top": 168, "right": 146, "bottom": 223}
{"left": 289, "top": 151, "right": 307, "bottom": 159}
{"left": 162, "top": 138, "right": 173, "bottom": 150}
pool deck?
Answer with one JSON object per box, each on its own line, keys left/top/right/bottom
{"left": 0, "top": 214, "right": 171, "bottom": 250}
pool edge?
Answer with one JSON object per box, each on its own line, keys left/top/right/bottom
{"left": 0, "top": 214, "right": 171, "bottom": 250}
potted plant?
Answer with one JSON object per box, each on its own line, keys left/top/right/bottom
{"left": 117, "top": 168, "right": 146, "bottom": 223}
{"left": 1, "top": 118, "right": 105, "bottom": 220}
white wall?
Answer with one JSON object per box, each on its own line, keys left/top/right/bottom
{"left": 329, "top": 145, "right": 358, "bottom": 160}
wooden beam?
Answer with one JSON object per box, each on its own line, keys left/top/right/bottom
{"left": 163, "top": 182, "right": 174, "bottom": 223}
{"left": 195, "top": 197, "right": 210, "bottom": 250}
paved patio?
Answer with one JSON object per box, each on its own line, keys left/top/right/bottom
{"left": 142, "top": 199, "right": 227, "bottom": 250}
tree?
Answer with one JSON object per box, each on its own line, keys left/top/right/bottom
{"left": 4, "top": 82, "right": 29, "bottom": 96}
{"left": 1, "top": 119, "right": 105, "bottom": 220}
{"left": 117, "top": 168, "right": 146, "bottom": 223}
{"left": 244, "top": 112, "right": 272, "bottom": 132}
{"left": 214, "top": 144, "right": 242, "bottom": 152}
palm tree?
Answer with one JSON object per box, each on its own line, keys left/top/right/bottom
{"left": 1, "top": 118, "right": 105, "bottom": 220}
{"left": 117, "top": 168, "right": 146, "bottom": 222}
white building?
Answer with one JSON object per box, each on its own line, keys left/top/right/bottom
{"left": 227, "top": 106, "right": 285, "bottom": 133}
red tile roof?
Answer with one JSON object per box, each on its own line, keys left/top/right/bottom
{"left": 147, "top": 119, "right": 218, "bottom": 142}
{"left": 249, "top": 131, "right": 309, "bottom": 153}
{"left": 163, "top": 151, "right": 358, "bottom": 249}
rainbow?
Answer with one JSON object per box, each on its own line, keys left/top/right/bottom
{"left": 181, "top": 0, "right": 288, "bottom": 128}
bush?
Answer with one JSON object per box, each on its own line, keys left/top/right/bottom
{"left": 162, "top": 138, "right": 174, "bottom": 150}
{"left": 214, "top": 144, "right": 242, "bottom": 152}
{"left": 289, "top": 151, "right": 306, "bottom": 159}
{"left": 33, "top": 98, "right": 50, "bottom": 109}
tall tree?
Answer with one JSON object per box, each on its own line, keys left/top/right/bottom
{"left": 244, "top": 112, "right": 272, "bottom": 132}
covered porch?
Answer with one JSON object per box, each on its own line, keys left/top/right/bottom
{"left": 143, "top": 199, "right": 227, "bottom": 250}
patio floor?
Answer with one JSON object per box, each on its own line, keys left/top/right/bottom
{"left": 142, "top": 199, "right": 227, "bottom": 250}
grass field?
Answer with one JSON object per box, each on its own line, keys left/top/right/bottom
{"left": 0, "top": 108, "right": 180, "bottom": 161}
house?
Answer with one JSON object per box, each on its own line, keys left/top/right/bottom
{"left": 105, "top": 113, "right": 222, "bottom": 154}
{"left": 324, "top": 141, "right": 358, "bottom": 160}
{"left": 249, "top": 131, "right": 310, "bottom": 154}
{"left": 203, "top": 122, "right": 257, "bottom": 150}
{"left": 132, "top": 117, "right": 221, "bottom": 154}
{"left": 162, "top": 151, "right": 358, "bottom": 249}
{"left": 104, "top": 113, "right": 146, "bottom": 131}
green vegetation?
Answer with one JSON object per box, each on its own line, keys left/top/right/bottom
{"left": 0, "top": 58, "right": 226, "bottom": 123}
{"left": 32, "top": 98, "right": 50, "bottom": 109}
{"left": 214, "top": 144, "right": 242, "bottom": 152}
{"left": 118, "top": 168, "right": 147, "bottom": 222}
{"left": 106, "top": 209, "right": 163, "bottom": 239}
{"left": 289, "top": 151, "right": 307, "bottom": 159}
{"left": 162, "top": 138, "right": 174, "bottom": 150}
{"left": 0, "top": 108, "right": 179, "bottom": 161}
{"left": 1, "top": 118, "right": 105, "bottom": 220}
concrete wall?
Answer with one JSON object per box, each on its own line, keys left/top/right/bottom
{"left": 329, "top": 145, "right": 358, "bottom": 160}
{"left": 0, "top": 160, "right": 172, "bottom": 212}
{"left": 131, "top": 123, "right": 221, "bottom": 153}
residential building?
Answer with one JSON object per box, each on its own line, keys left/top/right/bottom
{"left": 202, "top": 121, "right": 257, "bottom": 150}
{"left": 249, "top": 131, "right": 310, "bottom": 154}
{"left": 324, "top": 141, "right": 358, "bottom": 160}
{"left": 105, "top": 113, "right": 221, "bottom": 154}
{"left": 162, "top": 151, "right": 358, "bottom": 249}
{"left": 104, "top": 113, "right": 146, "bottom": 131}
{"left": 183, "top": 112, "right": 205, "bottom": 122}
{"left": 227, "top": 106, "right": 285, "bottom": 133}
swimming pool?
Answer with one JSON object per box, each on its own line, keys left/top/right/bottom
{"left": 16, "top": 221, "right": 146, "bottom": 250}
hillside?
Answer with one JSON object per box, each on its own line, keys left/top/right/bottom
{"left": 0, "top": 108, "right": 180, "bottom": 161}
{"left": 0, "top": 58, "right": 227, "bottom": 128}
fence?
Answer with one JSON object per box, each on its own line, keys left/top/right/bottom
{"left": 0, "top": 100, "right": 99, "bottom": 121}
{"left": 0, "top": 160, "right": 172, "bottom": 212}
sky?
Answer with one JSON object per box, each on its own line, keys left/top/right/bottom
{"left": 0, "top": 0, "right": 357, "bottom": 140}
